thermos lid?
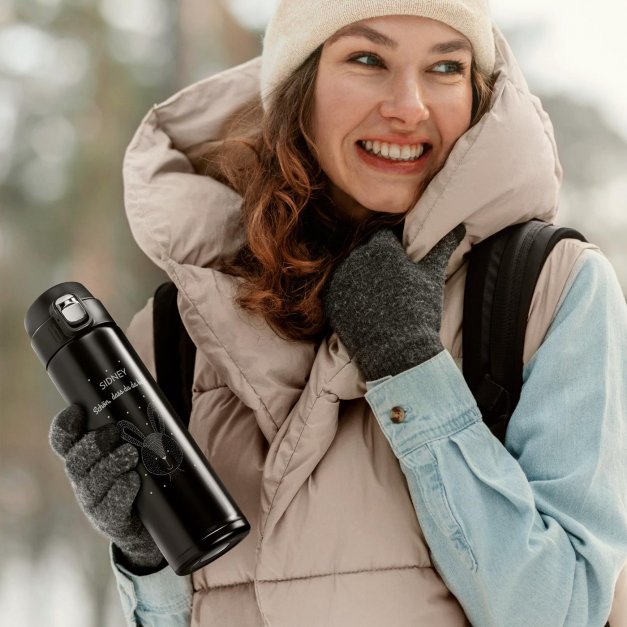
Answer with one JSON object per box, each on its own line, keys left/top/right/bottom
{"left": 24, "top": 282, "right": 95, "bottom": 338}
{"left": 25, "top": 281, "right": 114, "bottom": 367}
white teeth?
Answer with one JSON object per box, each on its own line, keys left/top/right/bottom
{"left": 360, "top": 140, "right": 426, "bottom": 162}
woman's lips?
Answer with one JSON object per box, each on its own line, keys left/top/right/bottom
{"left": 355, "top": 141, "right": 432, "bottom": 174}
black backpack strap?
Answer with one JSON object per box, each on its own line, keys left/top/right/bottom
{"left": 152, "top": 281, "right": 197, "bottom": 428}
{"left": 463, "top": 219, "right": 587, "bottom": 443}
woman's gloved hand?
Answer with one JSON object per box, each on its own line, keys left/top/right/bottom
{"left": 49, "top": 404, "right": 165, "bottom": 573}
{"left": 322, "top": 224, "right": 466, "bottom": 382}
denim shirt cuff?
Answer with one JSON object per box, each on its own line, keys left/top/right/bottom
{"left": 364, "top": 350, "right": 482, "bottom": 456}
{"left": 109, "top": 543, "right": 193, "bottom": 619}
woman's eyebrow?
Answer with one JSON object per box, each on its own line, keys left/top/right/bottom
{"left": 327, "top": 24, "right": 397, "bottom": 48}
{"left": 327, "top": 24, "right": 472, "bottom": 55}
{"left": 431, "top": 39, "right": 472, "bottom": 54}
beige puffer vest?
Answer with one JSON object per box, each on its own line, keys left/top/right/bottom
{"left": 122, "top": 25, "right": 625, "bottom": 627}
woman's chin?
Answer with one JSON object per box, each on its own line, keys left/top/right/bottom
{"left": 355, "top": 198, "right": 414, "bottom": 216}
{"left": 329, "top": 183, "right": 414, "bottom": 219}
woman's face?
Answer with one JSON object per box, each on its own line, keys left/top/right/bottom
{"left": 312, "top": 15, "right": 474, "bottom": 219}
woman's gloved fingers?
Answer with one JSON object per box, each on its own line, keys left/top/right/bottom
{"left": 89, "top": 470, "right": 142, "bottom": 535}
{"left": 326, "top": 228, "right": 405, "bottom": 298}
{"left": 449, "top": 223, "right": 467, "bottom": 249}
{"left": 420, "top": 223, "right": 467, "bottom": 273}
{"left": 49, "top": 404, "right": 87, "bottom": 459}
{"left": 366, "top": 228, "right": 404, "bottom": 248}
{"left": 76, "top": 443, "right": 139, "bottom": 509}
{"left": 49, "top": 413, "right": 163, "bottom": 570}
{"left": 357, "top": 229, "right": 405, "bottom": 265}
{"left": 64, "top": 423, "right": 121, "bottom": 483}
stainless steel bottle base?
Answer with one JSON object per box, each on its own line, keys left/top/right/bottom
{"left": 172, "top": 518, "right": 251, "bottom": 576}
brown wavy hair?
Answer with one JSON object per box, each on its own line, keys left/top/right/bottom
{"left": 198, "top": 46, "right": 495, "bottom": 344}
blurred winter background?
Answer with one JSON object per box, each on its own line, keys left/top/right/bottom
{"left": 1, "top": 0, "right": 626, "bottom": 624}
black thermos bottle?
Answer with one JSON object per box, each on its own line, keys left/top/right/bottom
{"left": 25, "top": 281, "right": 250, "bottom": 575}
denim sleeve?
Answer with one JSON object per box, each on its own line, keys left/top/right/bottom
{"left": 364, "top": 250, "right": 627, "bottom": 627}
{"left": 109, "top": 544, "right": 193, "bottom": 626}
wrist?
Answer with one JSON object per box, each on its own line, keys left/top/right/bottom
{"left": 113, "top": 543, "right": 166, "bottom": 575}
{"left": 357, "top": 331, "right": 443, "bottom": 381}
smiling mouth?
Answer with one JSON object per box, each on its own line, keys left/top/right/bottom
{"left": 355, "top": 141, "right": 433, "bottom": 174}
{"left": 356, "top": 140, "right": 432, "bottom": 163}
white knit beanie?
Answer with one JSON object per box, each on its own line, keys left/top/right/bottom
{"left": 260, "top": 0, "right": 495, "bottom": 108}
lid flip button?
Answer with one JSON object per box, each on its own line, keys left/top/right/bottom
{"left": 54, "top": 294, "right": 88, "bottom": 327}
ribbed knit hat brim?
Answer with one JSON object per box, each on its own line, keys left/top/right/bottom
{"left": 261, "top": 0, "right": 495, "bottom": 108}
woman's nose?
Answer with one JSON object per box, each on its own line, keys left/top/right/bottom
{"left": 379, "top": 76, "right": 429, "bottom": 126}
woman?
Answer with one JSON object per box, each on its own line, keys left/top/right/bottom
{"left": 49, "top": 1, "right": 627, "bottom": 625}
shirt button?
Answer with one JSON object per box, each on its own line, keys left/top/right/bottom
{"left": 389, "top": 406, "right": 406, "bottom": 423}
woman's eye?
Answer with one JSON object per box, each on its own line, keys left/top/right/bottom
{"left": 431, "top": 61, "right": 465, "bottom": 74}
{"left": 349, "top": 53, "right": 384, "bottom": 67}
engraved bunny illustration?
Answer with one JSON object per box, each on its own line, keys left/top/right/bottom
{"left": 118, "top": 401, "right": 184, "bottom": 476}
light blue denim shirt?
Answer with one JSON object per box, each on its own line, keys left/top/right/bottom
{"left": 112, "top": 250, "right": 627, "bottom": 626}
{"left": 110, "top": 544, "right": 192, "bottom": 626}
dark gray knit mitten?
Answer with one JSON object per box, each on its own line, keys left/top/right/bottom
{"left": 323, "top": 224, "right": 466, "bottom": 381}
{"left": 49, "top": 404, "right": 165, "bottom": 572}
